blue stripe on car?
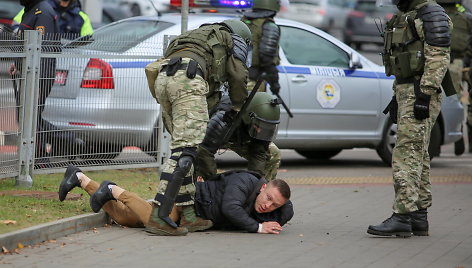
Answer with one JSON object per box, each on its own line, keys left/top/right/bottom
{"left": 110, "top": 62, "right": 394, "bottom": 80}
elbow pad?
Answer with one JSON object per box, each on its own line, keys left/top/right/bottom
{"left": 231, "top": 33, "right": 249, "bottom": 63}
{"left": 259, "top": 21, "right": 280, "bottom": 65}
{"left": 418, "top": 3, "right": 451, "bottom": 47}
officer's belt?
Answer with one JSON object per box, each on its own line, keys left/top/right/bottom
{"left": 160, "top": 63, "right": 204, "bottom": 78}
{"left": 396, "top": 77, "right": 415, "bottom": 84}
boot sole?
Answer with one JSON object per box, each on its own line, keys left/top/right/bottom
{"left": 367, "top": 228, "right": 412, "bottom": 238}
{"left": 186, "top": 224, "right": 213, "bottom": 232}
{"left": 145, "top": 226, "right": 188, "bottom": 236}
{"left": 413, "top": 231, "right": 429, "bottom": 236}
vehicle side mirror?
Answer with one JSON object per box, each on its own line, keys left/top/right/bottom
{"left": 349, "top": 52, "right": 363, "bottom": 69}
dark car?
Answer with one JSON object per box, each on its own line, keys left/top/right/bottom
{"left": 343, "top": 0, "right": 396, "bottom": 50}
{"left": 0, "top": 0, "right": 22, "bottom": 31}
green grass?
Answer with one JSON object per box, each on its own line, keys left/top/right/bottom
{"left": 0, "top": 168, "right": 160, "bottom": 234}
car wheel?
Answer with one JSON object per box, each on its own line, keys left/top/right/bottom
{"left": 295, "top": 149, "right": 342, "bottom": 160}
{"left": 376, "top": 120, "right": 441, "bottom": 166}
{"left": 130, "top": 4, "right": 141, "bottom": 16}
{"left": 80, "top": 143, "right": 122, "bottom": 160}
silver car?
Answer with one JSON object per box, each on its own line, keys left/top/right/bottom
{"left": 43, "top": 13, "right": 463, "bottom": 164}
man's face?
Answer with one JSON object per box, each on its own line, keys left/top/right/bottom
{"left": 254, "top": 183, "right": 287, "bottom": 213}
{"left": 59, "top": 0, "right": 70, "bottom": 7}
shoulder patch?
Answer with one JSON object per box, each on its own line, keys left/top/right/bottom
{"left": 35, "top": 26, "right": 45, "bottom": 35}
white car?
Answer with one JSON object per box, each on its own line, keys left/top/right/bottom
{"left": 104, "top": 0, "right": 171, "bottom": 16}
{"left": 43, "top": 13, "right": 463, "bottom": 164}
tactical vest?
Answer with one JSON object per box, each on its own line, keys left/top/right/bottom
{"left": 446, "top": 9, "right": 469, "bottom": 58}
{"left": 383, "top": 2, "right": 429, "bottom": 79}
{"left": 165, "top": 24, "right": 231, "bottom": 90}
{"left": 242, "top": 17, "right": 280, "bottom": 68}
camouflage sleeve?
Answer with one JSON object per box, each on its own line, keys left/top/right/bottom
{"left": 416, "top": 18, "right": 451, "bottom": 92}
{"left": 226, "top": 55, "right": 248, "bottom": 111}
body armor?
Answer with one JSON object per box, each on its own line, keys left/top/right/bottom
{"left": 443, "top": 6, "right": 470, "bottom": 58}
{"left": 165, "top": 24, "right": 233, "bottom": 92}
{"left": 383, "top": 0, "right": 449, "bottom": 79}
{"left": 243, "top": 17, "right": 280, "bottom": 68}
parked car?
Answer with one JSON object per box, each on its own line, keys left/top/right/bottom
{"left": 43, "top": 13, "right": 464, "bottom": 164}
{"left": 277, "top": 0, "right": 354, "bottom": 33}
{"left": 104, "top": 0, "right": 171, "bottom": 16}
{"left": 92, "top": 3, "right": 133, "bottom": 29}
{"left": 343, "top": 0, "right": 396, "bottom": 50}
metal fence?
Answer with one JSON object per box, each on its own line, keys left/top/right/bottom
{"left": 0, "top": 30, "right": 171, "bottom": 186}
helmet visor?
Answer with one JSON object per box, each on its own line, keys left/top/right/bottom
{"left": 247, "top": 113, "right": 279, "bottom": 141}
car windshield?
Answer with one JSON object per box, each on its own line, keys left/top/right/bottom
{"left": 81, "top": 20, "right": 174, "bottom": 53}
{"left": 355, "top": 1, "right": 396, "bottom": 13}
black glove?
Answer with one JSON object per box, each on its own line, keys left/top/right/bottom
{"left": 262, "top": 66, "right": 280, "bottom": 95}
{"left": 413, "top": 92, "right": 431, "bottom": 120}
{"left": 382, "top": 96, "right": 398, "bottom": 124}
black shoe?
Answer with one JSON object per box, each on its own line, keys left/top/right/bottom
{"left": 90, "top": 180, "right": 116, "bottom": 213}
{"left": 367, "top": 213, "right": 412, "bottom": 238}
{"left": 58, "top": 165, "right": 82, "bottom": 201}
{"left": 411, "top": 209, "right": 429, "bottom": 236}
{"left": 454, "top": 138, "right": 465, "bottom": 156}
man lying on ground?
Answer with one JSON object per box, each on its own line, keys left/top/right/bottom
{"left": 58, "top": 165, "right": 294, "bottom": 235}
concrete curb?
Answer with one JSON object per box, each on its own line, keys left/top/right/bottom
{"left": 0, "top": 212, "right": 109, "bottom": 251}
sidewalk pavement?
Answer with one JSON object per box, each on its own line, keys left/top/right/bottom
{"left": 1, "top": 180, "right": 471, "bottom": 267}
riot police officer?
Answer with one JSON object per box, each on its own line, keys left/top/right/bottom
{"left": 367, "top": 0, "right": 452, "bottom": 237}
{"left": 436, "top": 0, "right": 472, "bottom": 155}
{"left": 144, "top": 19, "right": 251, "bottom": 236}
{"left": 241, "top": 0, "right": 283, "bottom": 179}
{"left": 196, "top": 92, "right": 281, "bottom": 182}
{"left": 9, "top": 0, "right": 62, "bottom": 162}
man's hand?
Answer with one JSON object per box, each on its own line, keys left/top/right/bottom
{"left": 8, "top": 63, "right": 17, "bottom": 76}
{"left": 259, "top": 221, "right": 283, "bottom": 234}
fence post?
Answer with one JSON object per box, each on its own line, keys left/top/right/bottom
{"left": 16, "top": 30, "right": 41, "bottom": 188}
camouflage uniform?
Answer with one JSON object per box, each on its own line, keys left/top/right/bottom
{"left": 147, "top": 24, "right": 248, "bottom": 208}
{"left": 387, "top": 1, "right": 452, "bottom": 213}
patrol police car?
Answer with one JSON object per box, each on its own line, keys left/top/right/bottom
{"left": 42, "top": 13, "right": 464, "bottom": 164}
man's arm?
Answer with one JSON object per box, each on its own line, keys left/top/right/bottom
{"left": 226, "top": 34, "right": 249, "bottom": 112}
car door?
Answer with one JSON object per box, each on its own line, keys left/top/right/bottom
{"left": 278, "top": 25, "right": 381, "bottom": 141}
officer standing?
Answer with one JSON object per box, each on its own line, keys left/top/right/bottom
{"left": 13, "top": 0, "right": 94, "bottom": 37}
{"left": 144, "top": 19, "right": 251, "bottom": 236}
{"left": 435, "top": 0, "right": 472, "bottom": 155}
{"left": 196, "top": 92, "right": 281, "bottom": 181}
{"left": 242, "top": 0, "right": 283, "bottom": 179}
{"left": 368, "top": 0, "right": 451, "bottom": 237}
{"left": 9, "top": 0, "right": 61, "bottom": 161}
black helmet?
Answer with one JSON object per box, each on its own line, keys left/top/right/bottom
{"left": 242, "top": 92, "right": 281, "bottom": 141}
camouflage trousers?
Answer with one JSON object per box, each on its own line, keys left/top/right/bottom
{"left": 392, "top": 83, "right": 442, "bottom": 213}
{"left": 196, "top": 141, "right": 281, "bottom": 181}
{"left": 153, "top": 58, "right": 209, "bottom": 206}
{"left": 449, "top": 59, "right": 464, "bottom": 99}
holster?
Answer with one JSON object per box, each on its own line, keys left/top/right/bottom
{"left": 186, "top": 59, "right": 198, "bottom": 79}
{"left": 166, "top": 57, "right": 182, "bottom": 76}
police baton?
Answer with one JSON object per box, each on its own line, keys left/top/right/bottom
{"left": 272, "top": 91, "right": 293, "bottom": 118}
{"left": 222, "top": 75, "right": 265, "bottom": 143}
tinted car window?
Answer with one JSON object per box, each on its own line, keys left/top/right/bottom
{"left": 83, "top": 20, "right": 174, "bottom": 52}
{"left": 279, "top": 26, "right": 349, "bottom": 67}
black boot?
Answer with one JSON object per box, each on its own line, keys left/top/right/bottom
{"left": 367, "top": 213, "right": 412, "bottom": 238}
{"left": 90, "top": 180, "right": 116, "bottom": 213}
{"left": 58, "top": 165, "right": 82, "bottom": 201}
{"left": 410, "top": 209, "right": 429, "bottom": 236}
{"left": 468, "top": 123, "right": 472, "bottom": 153}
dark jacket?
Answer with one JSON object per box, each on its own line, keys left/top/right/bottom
{"left": 195, "top": 170, "right": 294, "bottom": 233}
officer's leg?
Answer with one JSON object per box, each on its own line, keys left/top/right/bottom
{"left": 230, "top": 140, "right": 269, "bottom": 178}
{"left": 265, "top": 142, "right": 281, "bottom": 180}
{"left": 146, "top": 71, "right": 211, "bottom": 235}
